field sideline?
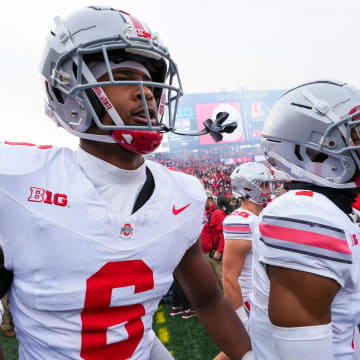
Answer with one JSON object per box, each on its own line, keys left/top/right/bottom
{"left": 0, "top": 304, "right": 219, "bottom": 360}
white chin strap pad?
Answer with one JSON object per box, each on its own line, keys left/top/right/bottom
{"left": 273, "top": 323, "right": 333, "bottom": 360}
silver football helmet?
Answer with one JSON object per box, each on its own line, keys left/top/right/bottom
{"left": 231, "top": 162, "right": 274, "bottom": 204}
{"left": 262, "top": 80, "right": 360, "bottom": 189}
{"left": 40, "top": 6, "right": 183, "bottom": 146}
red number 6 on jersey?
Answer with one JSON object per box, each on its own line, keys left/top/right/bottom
{"left": 81, "top": 260, "right": 154, "bottom": 360}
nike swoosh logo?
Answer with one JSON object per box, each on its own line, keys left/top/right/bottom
{"left": 173, "top": 203, "right": 191, "bottom": 215}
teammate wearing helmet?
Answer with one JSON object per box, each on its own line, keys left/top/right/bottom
{"left": 250, "top": 80, "right": 360, "bottom": 359}
{"left": 214, "top": 162, "right": 274, "bottom": 360}
{"left": 0, "top": 6, "right": 252, "bottom": 360}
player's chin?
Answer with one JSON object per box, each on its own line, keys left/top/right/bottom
{"left": 85, "top": 126, "right": 111, "bottom": 136}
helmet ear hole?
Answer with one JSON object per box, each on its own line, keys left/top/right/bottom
{"left": 306, "top": 148, "right": 328, "bottom": 163}
{"left": 53, "top": 87, "right": 64, "bottom": 104}
{"left": 294, "top": 144, "right": 304, "bottom": 161}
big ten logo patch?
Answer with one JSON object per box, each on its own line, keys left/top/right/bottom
{"left": 28, "top": 187, "right": 68, "bottom": 207}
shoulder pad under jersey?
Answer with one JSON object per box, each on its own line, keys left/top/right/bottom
{"left": 0, "top": 141, "right": 57, "bottom": 175}
{"left": 258, "top": 190, "right": 353, "bottom": 286}
{"left": 223, "top": 208, "right": 258, "bottom": 240}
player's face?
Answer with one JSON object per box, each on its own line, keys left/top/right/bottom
{"left": 98, "top": 68, "right": 158, "bottom": 129}
{"left": 205, "top": 198, "right": 213, "bottom": 210}
{"left": 279, "top": 184, "right": 287, "bottom": 195}
{"left": 261, "top": 182, "right": 270, "bottom": 194}
{"left": 351, "top": 127, "right": 360, "bottom": 157}
{"left": 261, "top": 182, "right": 272, "bottom": 201}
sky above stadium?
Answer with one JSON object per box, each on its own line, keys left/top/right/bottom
{"left": 2, "top": 0, "right": 359, "bottom": 149}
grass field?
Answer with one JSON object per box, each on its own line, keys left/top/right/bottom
{"left": 0, "top": 304, "right": 219, "bottom": 360}
{"left": 0, "top": 334, "right": 18, "bottom": 360}
{"left": 153, "top": 304, "right": 219, "bottom": 359}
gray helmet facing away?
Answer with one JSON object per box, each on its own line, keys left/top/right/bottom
{"left": 262, "top": 80, "right": 360, "bottom": 189}
{"left": 231, "top": 162, "right": 274, "bottom": 204}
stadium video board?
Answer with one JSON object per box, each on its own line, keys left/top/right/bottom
{"left": 168, "top": 89, "right": 286, "bottom": 152}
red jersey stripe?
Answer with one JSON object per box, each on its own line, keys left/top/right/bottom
{"left": 5, "top": 141, "right": 36, "bottom": 146}
{"left": 260, "top": 223, "right": 351, "bottom": 255}
{"left": 352, "top": 328, "right": 355, "bottom": 350}
{"left": 295, "top": 190, "right": 313, "bottom": 197}
{"left": 168, "top": 167, "right": 184, "bottom": 173}
{"left": 223, "top": 225, "right": 251, "bottom": 232}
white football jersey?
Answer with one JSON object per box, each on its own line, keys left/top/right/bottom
{"left": 223, "top": 208, "right": 258, "bottom": 303}
{"left": 0, "top": 142, "right": 206, "bottom": 360}
{"left": 250, "top": 189, "right": 360, "bottom": 360}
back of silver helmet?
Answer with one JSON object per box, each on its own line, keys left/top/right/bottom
{"left": 262, "top": 80, "right": 360, "bottom": 189}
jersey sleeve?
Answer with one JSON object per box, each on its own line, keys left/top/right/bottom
{"left": 183, "top": 175, "right": 207, "bottom": 247}
{"left": 0, "top": 142, "right": 58, "bottom": 270}
{"left": 0, "top": 141, "right": 56, "bottom": 176}
{"left": 258, "top": 190, "right": 353, "bottom": 287}
{"left": 223, "top": 210, "right": 257, "bottom": 241}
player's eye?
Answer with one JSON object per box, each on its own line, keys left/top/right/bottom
{"left": 145, "top": 84, "right": 155, "bottom": 93}
{"left": 113, "top": 74, "right": 128, "bottom": 81}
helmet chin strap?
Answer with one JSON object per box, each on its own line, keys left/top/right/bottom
{"left": 268, "top": 150, "right": 357, "bottom": 189}
{"left": 52, "top": 111, "right": 116, "bottom": 143}
{"left": 78, "top": 59, "right": 125, "bottom": 128}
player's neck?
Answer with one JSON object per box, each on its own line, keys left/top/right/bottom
{"left": 79, "top": 139, "right": 144, "bottom": 170}
{"left": 241, "top": 200, "right": 263, "bottom": 216}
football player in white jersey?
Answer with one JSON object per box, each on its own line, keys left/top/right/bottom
{"left": 0, "top": 6, "right": 253, "bottom": 360}
{"left": 250, "top": 80, "right": 360, "bottom": 360}
{"left": 214, "top": 162, "right": 274, "bottom": 360}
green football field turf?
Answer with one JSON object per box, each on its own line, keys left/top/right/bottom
{"left": 0, "top": 334, "right": 18, "bottom": 360}
{"left": 0, "top": 304, "right": 219, "bottom": 360}
{"left": 153, "top": 304, "right": 219, "bottom": 359}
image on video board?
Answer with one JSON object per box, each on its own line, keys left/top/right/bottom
{"left": 195, "top": 102, "right": 244, "bottom": 145}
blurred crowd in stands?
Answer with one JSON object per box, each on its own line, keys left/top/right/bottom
{"left": 147, "top": 144, "right": 264, "bottom": 198}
